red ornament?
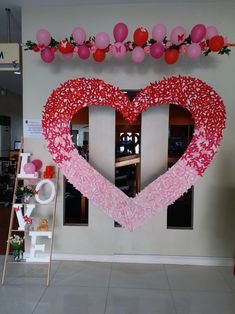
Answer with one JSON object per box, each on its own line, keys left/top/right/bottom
{"left": 33, "top": 45, "right": 40, "bottom": 52}
{"left": 199, "top": 41, "right": 206, "bottom": 51}
{"left": 93, "top": 49, "right": 106, "bottom": 62}
{"left": 124, "top": 44, "right": 129, "bottom": 52}
{"left": 58, "top": 40, "right": 74, "bottom": 54}
{"left": 164, "top": 49, "right": 179, "bottom": 64}
{"left": 208, "top": 35, "right": 224, "bottom": 52}
{"left": 86, "top": 41, "right": 92, "bottom": 48}
{"left": 44, "top": 166, "right": 54, "bottom": 179}
{"left": 103, "top": 46, "right": 110, "bottom": 53}
{"left": 133, "top": 27, "right": 149, "bottom": 46}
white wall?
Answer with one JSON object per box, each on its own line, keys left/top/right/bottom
{"left": 22, "top": 2, "right": 235, "bottom": 258}
{"left": 0, "top": 91, "right": 22, "bottom": 149}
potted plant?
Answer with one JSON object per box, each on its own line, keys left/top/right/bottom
{"left": 8, "top": 234, "right": 24, "bottom": 261}
{"left": 16, "top": 185, "right": 35, "bottom": 203}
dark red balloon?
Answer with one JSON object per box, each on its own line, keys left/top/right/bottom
{"left": 58, "top": 40, "right": 74, "bottom": 54}
{"left": 113, "top": 22, "right": 128, "bottom": 42}
{"left": 208, "top": 35, "right": 224, "bottom": 52}
{"left": 164, "top": 49, "right": 179, "bottom": 64}
{"left": 133, "top": 27, "right": 149, "bottom": 46}
{"left": 93, "top": 49, "right": 106, "bottom": 62}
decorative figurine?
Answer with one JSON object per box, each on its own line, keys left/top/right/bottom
{"left": 36, "top": 218, "right": 49, "bottom": 231}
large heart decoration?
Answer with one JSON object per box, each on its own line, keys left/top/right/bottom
{"left": 42, "top": 76, "right": 226, "bottom": 231}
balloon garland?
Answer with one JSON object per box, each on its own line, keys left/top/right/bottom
{"left": 24, "top": 23, "right": 231, "bottom": 64}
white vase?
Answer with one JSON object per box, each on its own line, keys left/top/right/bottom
{"left": 22, "top": 195, "right": 31, "bottom": 204}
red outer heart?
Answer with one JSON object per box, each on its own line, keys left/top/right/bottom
{"left": 42, "top": 76, "right": 226, "bottom": 231}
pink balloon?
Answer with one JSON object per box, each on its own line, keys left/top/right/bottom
{"left": 113, "top": 22, "right": 128, "bottom": 42}
{"left": 23, "top": 162, "right": 36, "bottom": 174}
{"left": 36, "top": 29, "right": 51, "bottom": 46}
{"left": 186, "top": 43, "right": 201, "bottom": 59}
{"left": 152, "top": 24, "right": 167, "bottom": 42}
{"left": 111, "top": 42, "right": 126, "bottom": 59}
{"left": 31, "top": 159, "right": 43, "bottom": 171}
{"left": 150, "top": 42, "right": 164, "bottom": 58}
{"left": 191, "top": 24, "right": 206, "bottom": 43}
{"left": 41, "top": 47, "right": 55, "bottom": 63}
{"left": 72, "top": 27, "right": 86, "bottom": 45}
{"left": 95, "top": 32, "right": 110, "bottom": 49}
{"left": 77, "top": 45, "right": 90, "bottom": 60}
{"left": 170, "top": 26, "right": 186, "bottom": 45}
{"left": 205, "top": 26, "right": 218, "bottom": 40}
{"left": 131, "top": 47, "right": 145, "bottom": 63}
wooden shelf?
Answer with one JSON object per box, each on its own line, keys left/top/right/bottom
{"left": 17, "top": 177, "right": 55, "bottom": 181}
{"left": 115, "top": 175, "right": 129, "bottom": 180}
{"left": 115, "top": 154, "right": 140, "bottom": 168}
{"left": 7, "top": 260, "right": 49, "bottom": 264}
{"left": 11, "top": 229, "right": 25, "bottom": 232}
{"left": 16, "top": 203, "right": 56, "bottom": 206}
{"left": 11, "top": 229, "right": 52, "bottom": 232}
{"left": 168, "top": 157, "right": 180, "bottom": 163}
{"left": 1, "top": 138, "right": 59, "bottom": 286}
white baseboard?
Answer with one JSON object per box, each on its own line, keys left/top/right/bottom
{"left": 51, "top": 253, "right": 234, "bottom": 266}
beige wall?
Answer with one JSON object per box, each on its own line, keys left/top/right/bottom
{"left": 22, "top": 2, "right": 235, "bottom": 258}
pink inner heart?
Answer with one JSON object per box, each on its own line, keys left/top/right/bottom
{"left": 42, "top": 76, "right": 226, "bottom": 231}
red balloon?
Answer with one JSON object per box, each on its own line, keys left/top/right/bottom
{"left": 31, "top": 159, "right": 43, "bottom": 171}
{"left": 133, "top": 27, "right": 149, "bottom": 46}
{"left": 93, "top": 49, "right": 106, "bottom": 62}
{"left": 58, "top": 40, "right": 74, "bottom": 54}
{"left": 164, "top": 49, "right": 179, "bottom": 64}
{"left": 208, "top": 35, "right": 224, "bottom": 52}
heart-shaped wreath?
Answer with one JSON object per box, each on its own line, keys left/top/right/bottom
{"left": 42, "top": 76, "right": 226, "bottom": 231}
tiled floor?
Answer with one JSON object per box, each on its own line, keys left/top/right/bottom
{"left": 0, "top": 257, "right": 235, "bottom": 314}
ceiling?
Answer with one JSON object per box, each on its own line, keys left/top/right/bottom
{"left": 0, "top": 0, "right": 234, "bottom": 95}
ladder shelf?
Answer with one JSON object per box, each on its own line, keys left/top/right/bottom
{"left": 1, "top": 138, "right": 59, "bottom": 286}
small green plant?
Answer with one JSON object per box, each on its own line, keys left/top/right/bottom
{"left": 8, "top": 235, "right": 24, "bottom": 261}
{"left": 16, "top": 185, "right": 35, "bottom": 198}
{"left": 8, "top": 234, "right": 24, "bottom": 250}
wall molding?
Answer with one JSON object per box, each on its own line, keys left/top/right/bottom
{"left": 51, "top": 253, "right": 233, "bottom": 266}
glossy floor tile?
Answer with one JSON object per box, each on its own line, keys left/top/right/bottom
{"left": 165, "top": 264, "right": 232, "bottom": 292}
{"left": 33, "top": 286, "right": 108, "bottom": 314}
{"left": 0, "top": 284, "right": 46, "bottom": 314}
{"left": 7, "top": 261, "right": 61, "bottom": 285}
{"left": 172, "top": 290, "right": 235, "bottom": 314}
{"left": 52, "top": 261, "right": 112, "bottom": 287}
{"left": 218, "top": 266, "right": 235, "bottom": 292}
{"left": 105, "top": 288, "right": 176, "bottom": 314}
{"left": 0, "top": 258, "right": 234, "bottom": 314}
{"left": 110, "top": 263, "right": 170, "bottom": 290}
